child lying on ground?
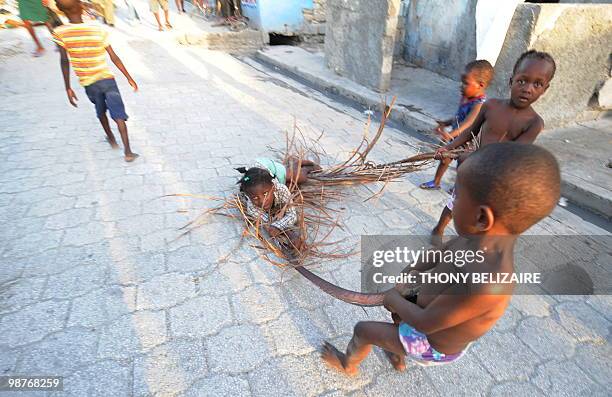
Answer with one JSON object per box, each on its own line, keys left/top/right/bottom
{"left": 420, "top": 60, "right": 494, "bottom": 190}
{"left": 235, "top": 164, "right": 297, "bottom": 250}
{"left": 321, "top": 142, "right": 561, "bottom": 375}
{"left": 431, "top": 50, "right": 556, "bottom": 239}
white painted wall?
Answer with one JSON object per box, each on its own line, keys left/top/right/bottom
{"left": 475, "top": 0, "right": 523, "bottom": 65}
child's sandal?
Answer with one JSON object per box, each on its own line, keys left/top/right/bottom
{"left": 419, "top": 180, "right": 440, "bottom": 190}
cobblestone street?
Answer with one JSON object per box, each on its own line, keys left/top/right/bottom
{"left": 1, "top": 22, "right": 611, "bottom": 397}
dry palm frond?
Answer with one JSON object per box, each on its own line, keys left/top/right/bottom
{"left": 171, "top": 98, "right": 466, "bottom": 268}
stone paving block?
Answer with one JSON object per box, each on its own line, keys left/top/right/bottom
{"left": 3, "top": 230, "right": 63, "bottom": 258}
{"left": 49, "top": 360, "right": 131, "bottom": 397}
{"left": 555, "top": 301, "right": 609, "bottom": 343}
{"left": 364, "top": 368, "right": 440, "bottom": 396}
{"left": 532, "top": 360, "right": 606, "bottom": 397}
{"left": 573, "top": 343, "right": 612, "bottom": 388}
{"left": 62, "top": 222, "right": 114, "bottom": 247}
{"left": 58, "top": 182, "right": 101, "bottom": 198}
{"left": 68, "top": 286, "right": 136, "bottom": 328}
{"left": 471, "top": 332, "right": 540, "bottom": 382}
{"left": 115, "top": 214, "right": 165, "bottom": 237}
{"left": 379, "top": 209, "right": 422, "bottom": 230}
{"left": 139, "top": 228, "right": 190, "bottom": 253}
{"left": 42, "top": 172, "right": 87, "bottom": 187}
{"left": 206, "top": 324, "right": 270, "bottom": 374}
{"left": 98, "top": 310, "right": 167, "bottom": 360}
{"left": 121, "top": 185, "right": 164, "bottom": 202}
{"left": 107, "top": 252, "right": 166, "bottom": 285}
{"left": 102, "top": 175, "right": 144, "bottom": 191}
{"left": 169, "top": 295, "right": 232, "bottom": 338}
{"left": 133, "top": 338, "right": 208, "bottom": 397}
{"left": 183, "top": 374, "right": 251, "bottom": 397}
{"left": 516, "top": 317, "right": 577, "bottom": 360}
{"left": 249, "top": 357, "right": 306, "bottom": 396}
{"left": 44, "top": 208, "right": 94, "bottom": 230}
{"left": 188, "top": 221, "right": 241, "bottom": 247}
{"left": 489, "top": 381, "right": 545, "bottom": 397}
{"left": 261, "top": 309, "right": 335, "bottom": 356}
{"left": 137, "top": 273, "right": 197, "bottom": 310}
{"left": 491, "top": 306, "right": 523, "bottom": 333}
{"left": 12, "top": 186, "right": 61, "bottom": 205}
{"left": 232, "top": 284, "right": 287, "bottom": 325}
{"left": 95, "top": 201, "right": 142, "bottom": 222}
{"left": 0, "top": 344, "right": 18, "bottom": 374}
{"left": 19, "top": 247, "right": 87, "bottom": 278}
{"left": 510, "top": 295, "right": 552, "bottom": 318}
{"left": 0, "top": 276, "right": 46, "bottom": 314}
{"left": 0, "top": 177, "right": 43, "bottom": 194}
{"left": 124, "top": 162, "right": 164, "bottom": 176}
{"left": 85, "top": 167, "right": 127, "bottom": 182}
{"left": 99, "top": 236, "right": 142, "bottom": 261}
{"left": 323, "top": 301, "right": 385, "bottom": 336}
{"left": 0, "top": 259, "right": 24, "bottom": 285}
{"left": 43, "top": 263, "right": 107, "bottom": 300}
{"left": 196, "top": 261, "right": 253, "bottom": 296}
{"left": 585, "top": 295, "right": 612, "bottom": 322}
{"left": 74, "top": 190, "right": 123, "bottom": 208}
{"left": 0, "top": 300, "right": 69, "bottom": 347}
{"left": 425, "top": 352, "right": 493, "bottom": 396}
{"left": 167, "top": 245, "right": 220, "bottom": 274}
{"left": 143, "top": 198, "right": 189, "bottom": 215}
{"left": 16, "top": 328, "right": 98, "bottom": 376}
{"left": 273, "top": 352, "right": 340, "bottom": 397}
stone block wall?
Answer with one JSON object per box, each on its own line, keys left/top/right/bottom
{"left": 489, "top": 4, "right": 612, "bottom": 128}
{"left": 324, "top": 0, "right": 401, "bottom": 92}
{"left": 302, "top": 0, "right": 327, "bottom": 36}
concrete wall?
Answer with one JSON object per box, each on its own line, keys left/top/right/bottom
{"left": 489, "top": 4, "right": 612, "bottom": 128}
{"left": 403, "top": 0, "right": 478, "bottom": 80}
{"left": 325, "top": 0, "right": 401, "bottom": 92}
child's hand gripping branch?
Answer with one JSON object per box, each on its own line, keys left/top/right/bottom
{"left": 321, "top": 143, "right": 561, "bottom": 376}
{"left": 53, "top": 0, "right": 139, "bottom": 162}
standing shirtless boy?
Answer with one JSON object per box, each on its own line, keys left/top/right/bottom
{"left": 321, "top": 142, "right": 561, "bottom": 374}
{"left": 432, "top": 50, "right": 556, "bottom": 238}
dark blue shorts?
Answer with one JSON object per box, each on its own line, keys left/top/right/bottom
{"left": 84, "top": 78, "right": 128, "bottom": 120}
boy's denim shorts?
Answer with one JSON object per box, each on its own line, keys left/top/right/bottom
{"left": 84, "top": 78, "right": 128, "bottom": 120}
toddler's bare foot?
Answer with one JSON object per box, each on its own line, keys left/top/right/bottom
{"left": 321, "top": 342, "right": 358, "bottom": 377}
{"left": 158, "top": 25, "right": 163, "bottom": 31}
{"left": 165, "top": 22, "right": 173, "bottom": 29}
{"left": 124, "top": 153, "right": 139, "bottom": 162}
{"left": 383, "top": 350, "right": 406, "bottom": 372}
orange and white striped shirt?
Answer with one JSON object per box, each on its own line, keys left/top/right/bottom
{"left": 52, "top": 22, "right": 114, "bottom": 87}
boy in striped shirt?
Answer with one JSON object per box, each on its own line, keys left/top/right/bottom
{"left": 53, "top": 0, "right": 139, "bottom": 162}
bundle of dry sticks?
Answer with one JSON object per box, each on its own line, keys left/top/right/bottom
{"left": 171, "top": 100, "right": 465, "bottom": 271}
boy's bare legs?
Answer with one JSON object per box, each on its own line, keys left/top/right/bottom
{"left": 433, "top": 158, "right": 452, "bottom": 187}
{"left": 175, "top": 0, "right": 184, "bottom": 12}
{"left": 152, "top": 12, "right": 163, "bottom": 30}
{"left": 432, "top": 206, "right": 453, "bottom": 245}
{"left": 285, "top": 158, "right": 322, "bottom": 185}
{"left": 321, "top": 321, "right": 405, "bottom": 376}
{"left": 23, "top": 20, "right": 45, "bottom": 56}
{"left": 98, "top": 114, "right": 119, "bottom": 148}
{"left": 164, "top": 10, "right": 172, "bottom": 28}
{"left": 114, "top": 119, "right": 139, "bottom": 162}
